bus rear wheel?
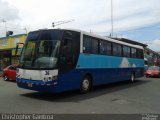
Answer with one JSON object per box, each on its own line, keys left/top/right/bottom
{"left": 130, "top": 73, "right": 135, "bottom": 82}
{"left": 80, "top": 75, "right": 92, "bottom": 93}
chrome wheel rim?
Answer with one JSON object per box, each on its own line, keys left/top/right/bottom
{"left": 82, "top": 79, "right": 90, "bottom": 91}
{"left": 131, "top": 74, "right": 134, "bottom": 82}
{"left": 4, "top": 75, "right": 8, "bottom": 81}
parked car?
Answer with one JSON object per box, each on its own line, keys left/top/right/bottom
{"left": 144, "top": 65, "right": 148, "bottom": 72}
{"left": 145, "top": 66, "right": 160, "bottom": 78}
{"left": 3, "top": 65, "right": 17, "bottom": 81}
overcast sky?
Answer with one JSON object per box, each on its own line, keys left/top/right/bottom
{"left": 0, "top": 0, "right": 160, "bottom": 52}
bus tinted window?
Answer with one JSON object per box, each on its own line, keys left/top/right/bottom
{"left": 113, "top": 43, "right": 122, "bottom": 56}
{"left": 27, "top": 32, "right": 40, "bottom": 41}
{"left": 100, "top": 40, "right": 107, "bottom": 55}
{"left": 91, "top": 38, "right": 99, "bottom": 54}
{"left": 83, "top": 36, "right": 91, "bottom": 53}
{"left": 99, "top": 40, "right": 112, "bottom": 55}
{"left": 131, "top": 48, "right": 137, "bottom": 58}
{"left": 123, "top": 46, "right": 130, "bottom": 57}
{"left": 118, "top": 44, "right": 122, "bottom": 56}
{"left": 112, "top": 44, "right": 117, "bottom": 56}
{"left": 106, "top": 42, "right": 112, "bottom": 55}
{"left": 39, "top": 30, "right": 62, "bottom": 40}
{"left": 137, "top": 49, "right": 144, "bottom": 59}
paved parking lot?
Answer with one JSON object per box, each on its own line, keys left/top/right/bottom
{"left": 0, "top": 77, "right": 160, "bottom": 114}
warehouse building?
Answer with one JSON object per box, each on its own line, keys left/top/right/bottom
{"left": 0, "top": 34, "right": 27, "bottom": 71}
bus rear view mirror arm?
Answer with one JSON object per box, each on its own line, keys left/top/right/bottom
{"left": 15, "top": 43, "right": 24, "bottom": 56}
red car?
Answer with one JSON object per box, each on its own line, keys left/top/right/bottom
{"left": 145, "top": 66, "right": 160, "bottom": 78}
{"left": 3, "top": 65, "right": 17, "bottom": 81}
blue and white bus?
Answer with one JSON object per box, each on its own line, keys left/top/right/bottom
{"left": 16, "top": 29, "right": 144, "bottom": 93}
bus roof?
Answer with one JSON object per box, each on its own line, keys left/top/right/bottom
{"left": 31, "top": 28, "right": 144, "bottom": 49}
{"left": 61, "top": 28, "right": 144, "bottom": 49}
{"left": 79, "top": 30, "right": 144, "bottom": 50}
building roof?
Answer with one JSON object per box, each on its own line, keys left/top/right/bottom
{"left": 111, "top": 37, "right": 148, "bottom": 47}
{"left": 146, "top": 48, "right": 160, "bottom": 56}
{"left": 0, "top": 34, "right": 27, "bottom": 40}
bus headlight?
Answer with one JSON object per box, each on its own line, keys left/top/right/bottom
{"left": 43, "top": 76, "right": 57, "bottom": 82}
{"left": 52, "top": 76, "right": 57, "bottom": 80}
{"left": 43, "top": 77, "right": 51, "bottom": 82}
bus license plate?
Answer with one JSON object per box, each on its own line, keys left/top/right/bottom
{"left": 28, "top": 83, "right": 33, "bottom": 87}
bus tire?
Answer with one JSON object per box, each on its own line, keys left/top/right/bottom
{"left": 80, "top": 75, "right": 92, "bottom": 93}
{"left": 130, "top": 73, "right": 135, "bottom": 82}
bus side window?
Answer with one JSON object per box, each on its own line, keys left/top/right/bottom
{"left": 61, "top": 38, "right": 73, "bottom": 64}
{"left": 131, "top": 48, "right": 137, "bottom": 58}
{"left": 83, "top": 35, "right": 91, "bottom": 53}
{"left": 123, "top": 46, "right": 131, "bottom": 58}
{"left": 137, "top": 49, "right": 144, "bottom": 59}
{"left": 113, "top": 43, "right": 122, "bottom": 57}
{"left": 91, "top": 38, "right": 99, "bottom": 54}
{"left": 100, "top": 40, "right": 107, "bottom": 55}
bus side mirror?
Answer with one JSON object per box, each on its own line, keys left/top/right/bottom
{"left": 15, "top": 44, "right": 19, "bottom": 55}
{"left": 15, "top": 43, "right": 24, "bottom": 56}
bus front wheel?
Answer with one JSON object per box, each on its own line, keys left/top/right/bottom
{"left": 80, "top": 75, "right": 92, "bottom": 93}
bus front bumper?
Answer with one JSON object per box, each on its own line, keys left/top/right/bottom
{"left": 16, "top": 78, "right": 58, "bottom": 93}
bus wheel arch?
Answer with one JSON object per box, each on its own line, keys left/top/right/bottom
{"left": 80, "top": 73, "right": 93, "bottom": 93}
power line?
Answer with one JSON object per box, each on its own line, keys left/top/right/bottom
{"left": 115, "top": 24, "right": 160, "bottom": 33}
{"left": 52, "top": 19, "right": 75, "bottom": 28}
{"left": 89, "top": 22, "right": 160, "bottom": 34}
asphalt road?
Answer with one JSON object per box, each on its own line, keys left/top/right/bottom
{"left": 0, "top": 77, "right": 160, "bottom": 114}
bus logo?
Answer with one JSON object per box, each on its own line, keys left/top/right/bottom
{"left": 45, "top": 71, "right": 50, "bottom": 75}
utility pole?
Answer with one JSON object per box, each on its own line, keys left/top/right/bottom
{"left": 111, "top": 0, "right": 113, "bottom": 36}
{"left": 0, "top": 18, "right": 7, "bottom": 36}
{"left": 2, "top": 19, "right": 7, "bottom": 34}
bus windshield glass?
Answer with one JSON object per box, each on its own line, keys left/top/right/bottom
{"left": 20, "top": 40, "right": 61, "bottom": 69}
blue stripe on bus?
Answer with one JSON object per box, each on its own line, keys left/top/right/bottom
{"left": 76, "top": 53, "right": 144, "bottom": 69}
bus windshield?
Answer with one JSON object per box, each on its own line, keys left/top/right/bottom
{"left": 20, "top": 40, "right": 61, "bottom": 69}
